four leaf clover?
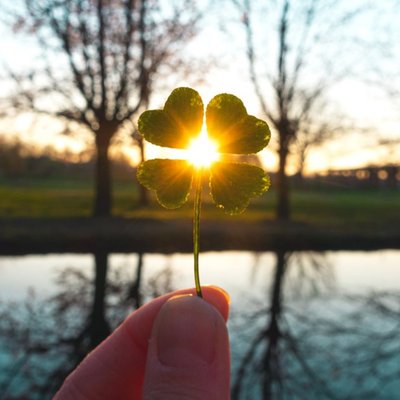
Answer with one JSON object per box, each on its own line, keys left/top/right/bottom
{"left": 137, "top": 87, "right": 271, "bottom": 214}
{"left": 137, "top": 87, "right": 271, "bottom": 297}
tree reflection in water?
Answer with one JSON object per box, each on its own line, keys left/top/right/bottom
{"left": 0, "top": 252, "right": 176, "bottom": 399}
{"left": 1, "top": 251, "right": 399, "bottom": 399}
{"left": 232, "top": 251, "right": 400, "bottom": 400}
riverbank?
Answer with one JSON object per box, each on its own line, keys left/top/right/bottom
{"left": 1, "top": 217, "right": 399, "bottom": 255}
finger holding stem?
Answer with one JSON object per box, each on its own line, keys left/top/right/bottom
{"left": 193, "top": 168, "right": 203, "bottom": 298}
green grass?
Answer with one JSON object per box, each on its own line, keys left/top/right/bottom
{"left": 0, "top": 177, "right": 137, "bottom": 218}
{"left": 0, "top": 177, "right": 399, "bottom": 228}
{"left": 289, "top": 189, "right": 400, "bottom": 227}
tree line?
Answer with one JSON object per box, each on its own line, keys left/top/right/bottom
{"left": 0, "top": 137, "right": 134, "bottom": 181}
{"left": 1, "top": 0, "right": 395, "bottom": 219}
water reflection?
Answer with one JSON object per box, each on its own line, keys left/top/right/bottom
{"left": 232, "top": 251, "right": 400, "bottom": 399}
{"left": 232, "top": 251, "right": 333, "bottom": 399}
{"left": 0, "top": 251, "right": 399, "bottom": 399}
{"left": 127, "top": 252, "right": 144, "bottom": 309}
{"left": 0, "top": 251, "right": 177, "bottom": 399}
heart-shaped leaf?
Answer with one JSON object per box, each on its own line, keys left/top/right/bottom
{"left": 137, "top": 159, "right": 194, "bottom": 208}
{"left": 206, "top": 93, "right": 270, "bottom": 154}
{"left": 210, "top": 162, "right": 270, "bottom": 214}
{"left": 138, "top": 87, "right": 203, "bottom": 149}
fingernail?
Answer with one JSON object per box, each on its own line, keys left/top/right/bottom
{"left": 154, "top": 296, "right": 218, "bottom": 368}
{"left": 207, "top": 285, "right": 231, "bottom": 304}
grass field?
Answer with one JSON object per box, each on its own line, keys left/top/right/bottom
{"left": 0, "top": 177, "right": 399, "bottom": 228}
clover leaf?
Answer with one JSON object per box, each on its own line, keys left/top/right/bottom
{"left": 137, "top": 159, "right": 193, "bottom": 209}
{"left": 138, "top": 87, "right": 203, "bottom": 149}
{"left": 210, "top": 162, "right": 270, "bottom": 214}
{"left": 206, "top": 94, "right": 270, "bottom": 154}
{"left": 137, "top": 87, "right": 271, "bottom": 297}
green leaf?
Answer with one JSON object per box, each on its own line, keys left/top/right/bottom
{"left": 210, "top": 162, "right": 270, "bottom": 214}
{"left": 138, "top": 110, "right": 177, "bottom": 148}
{"left": 206, "top": 93, "right": 270, "bottom": 154}
{"left": 138, "top": 87, "right": 203, "bottom": 149}
{"left": 137, "top": 159, "right": 194, "bottom": 208}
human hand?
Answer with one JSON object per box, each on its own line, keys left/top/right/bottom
{"left": 54, "top": 286, "right": 230, "bottom": 399}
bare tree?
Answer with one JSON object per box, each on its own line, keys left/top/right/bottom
{"left": 0, "top": 251, "right": 177, "bottom": 398}
{"left": 293, "top": 117, "right": 350, "bottom": 179}
{"left": 3, "top": 0, "right": 202, "bottom": 215}
{"left": 232, "top": 251, "right": 400, "bottom": 399}
{"left": 232, "top": 0, "right": 368, "bottom": 219}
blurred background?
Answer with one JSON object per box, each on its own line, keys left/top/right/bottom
{"left": 0, "top": 0, "right": 399, "bottom": 399}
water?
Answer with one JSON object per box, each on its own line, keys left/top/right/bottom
{"left": 0, "top": 250, "right": 399, "bottom": 399}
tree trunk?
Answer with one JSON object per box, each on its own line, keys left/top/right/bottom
{"left": 262, "top": 250, "right": 287, "bottom": 399}
{"left": 89, "top": 251, "right": 111, "bottom": 348}
{"left": 129, "top": 253, "right": 144, "bottom": 309}
{"left": 296, "top": 144, "right": 308, "bottom": 181}
{"left": 137, "top": 136, "right": 149, "bottom": 206}
{"left": 94, "top": 131, "right": 112, "bottom": 216}
{"left": 276, "top": 146, "right": 290, "bottom": 220}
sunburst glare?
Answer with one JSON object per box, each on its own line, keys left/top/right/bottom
{"left": 186, "top": 128, "right": 220, "bottom": 168}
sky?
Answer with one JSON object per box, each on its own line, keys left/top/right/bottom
{"left": 0, "top": 0, "right": 399, "bottom": 175}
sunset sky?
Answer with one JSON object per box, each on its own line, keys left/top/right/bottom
{"left": 0, "top": 0, "right": 399, "bottom": 175}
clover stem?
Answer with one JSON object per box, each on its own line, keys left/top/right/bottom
{"left": 193, "top": 168, "right": 203, "bottom": 298}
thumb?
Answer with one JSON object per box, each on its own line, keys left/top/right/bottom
{"left": 142, "top": 295, "right": 230, "bottom": 400}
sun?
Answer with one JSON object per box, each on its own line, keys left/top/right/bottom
{"left": 186, "top": 129, "right": 220, "bottom": 168}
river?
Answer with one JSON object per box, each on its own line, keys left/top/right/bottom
{"left": 1, "top": 250, "right": 399, "bottom": 399}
